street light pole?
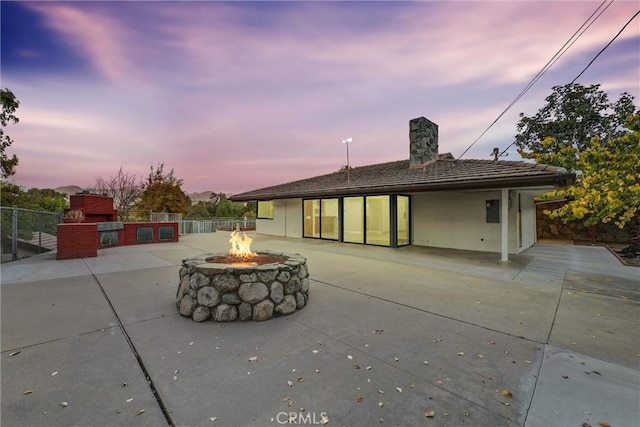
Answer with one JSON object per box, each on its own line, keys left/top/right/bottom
{"left": 342, "top": 137, "right": 352, "bottom": 182}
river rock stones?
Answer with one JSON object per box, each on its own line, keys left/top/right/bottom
{"left": 176, "top": 251, "right": 309, "bottom": 322}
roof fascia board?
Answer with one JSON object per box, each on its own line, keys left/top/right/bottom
{"left": 230, "top": 174, "right": 574, "bottom": 202}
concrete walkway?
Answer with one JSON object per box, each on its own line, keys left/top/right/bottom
{"left": 1, "top": 233, "right": 638, "bottom": 427}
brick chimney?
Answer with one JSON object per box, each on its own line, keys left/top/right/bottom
{"left": 409, "top": 117, "right": 438, "bottom": 167}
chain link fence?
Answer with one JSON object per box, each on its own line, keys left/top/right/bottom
{"left": 0, "top": 207, "right": 256, "bottom": 263}
{"left": 1, "top": 206, "right": 62, "bottom": 263}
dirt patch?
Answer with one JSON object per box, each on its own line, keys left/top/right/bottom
{"left": 605, "top": 243, "right": 640, "bottom": 268}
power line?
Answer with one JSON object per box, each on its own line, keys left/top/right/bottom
{"left": 457, "top": 0, "right": 612, "bottom": 160}
{"left": 497, "top": 5, "right": 640, "bottom": 158}
{"left": 571, "top": 9, "right": 640, "bottom": 84}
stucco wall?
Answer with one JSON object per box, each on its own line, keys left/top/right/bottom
{"left": 256, "top": 192, "right": 538, "bottom": 254}
{"left": 519, "top": 194, "right": 536, "bottom": 250}
{"left": 256, "top": 199, "right": 302, "bottom": 238}
{"left": 412, "top": 190, "right": 532, "bottom": 254}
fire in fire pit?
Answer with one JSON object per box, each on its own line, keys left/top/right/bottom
{"left": 207, "top": 230, "right": 287, "bottom": 267}
{"left": 176, "top": 231, "right": 310, "bottom": 322}
{"left": 229, "top": 229, "right": 256, "bottom": 257}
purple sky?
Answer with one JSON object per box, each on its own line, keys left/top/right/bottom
{"left": 2, "top": 1, "right": 638, "bottom": 194}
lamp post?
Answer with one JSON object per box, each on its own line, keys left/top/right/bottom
{"left": 342, "top": 137, "right": 352, "bottom": 181}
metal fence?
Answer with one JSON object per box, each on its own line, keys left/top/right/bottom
{"left": 150, "top": 212, "right": 183, "bottom": 223}
{"left": 1, "top": 206, "right": 62, "bottom": 263}
{"left": 179, "top": 218, "right": 256, "bottom": 234}
{"left": 0, "top": 207, "right": 256, "bottom": 263}
{"left": 149, "top": 213, "right": 255, "bottom": 234}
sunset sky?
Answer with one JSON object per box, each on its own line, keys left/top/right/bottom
{"left": 2, "top": 1, "right": 638, "bottom": 194}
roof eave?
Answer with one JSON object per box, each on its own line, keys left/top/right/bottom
{"left": 229, "top": 173, "right": 576, "bottom": 202}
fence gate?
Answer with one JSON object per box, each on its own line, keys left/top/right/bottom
{"left": 1, "top": 207, "right": 62, "bottom": 263}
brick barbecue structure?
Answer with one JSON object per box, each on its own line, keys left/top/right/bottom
{"left": 57, "top": 193, "right": 179, "bottom": 260}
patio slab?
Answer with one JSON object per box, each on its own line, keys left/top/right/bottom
{"left": 526, "top": 346, "right": 640, "bottom": 427}
{"left": 95, "top": 266, "right": 180, "bottom": 325}
{"left": 549, "top": 287, "right": 640, "bottom": 369}
{"left": 0, "top": 252, "right": 90, "bottom": 285}
{"left": 1, "top": 275, "right": 117, "bottom": 351}
{"left": 125, "top": 283, "right": 522, "bottom": 426}
{"left": 1, "top": 232, "right": 638, "bottom": 426}
{"left": 1, "top": 328, "right": 167, "bottom": 427}
{"left": 298, "top": 246, "right": 560, "bottom": 343}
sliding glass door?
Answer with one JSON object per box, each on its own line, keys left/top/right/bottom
{"left": 320, "top": 199, "right": 339, "bottom": 240}
{"left": 397, "top": 195, "right": 409, "bottom": 246}
{"left": 304, "top": 195, "right": 409, "bottom": 247}
{"left": 343, "top": 197, "right": 364, "bottom": 243}
{"left": 303, "top": 199, "right": 320, "bottom": 238}
{"left": 365, "top": 195, "right": 390, "bottom": 246}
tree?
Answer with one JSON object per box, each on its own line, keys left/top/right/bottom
{"left": 18, "top": 188, "right": 68, "bottom": 212}
{"left": 542, "top": 114, "right": 640, "bottom": 229}
{"left": 186, "top": 194, "right": 256, "bottom": 219}
{"left": 94, "top": 166, "right": 141, "bottom": 219}
{"left": 0, "top": 180, "right": 21, "bottom": 206}
{"left": 188, "top": 201, "right": 216, "bottom": 219}
{"left": 1, "top": 88, "right": 20, "bottom": 178}
{"left": 1, "top": 183, "right": 68, "bottom": 252}
{"left": 209, "top": 192, "right": 237, "bottom": 217}
{"left": 0, "top": 181, "right": 67, "bottom": 212}
{"left": 136, "top": 163, "right": 191, "bottom": 215}
{"left": 515, "top": 83, "right": 637, "bottom": 170}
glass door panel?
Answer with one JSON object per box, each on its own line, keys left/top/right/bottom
{"left": 303, "top": 199, "right": 320, "bottom": 238}
{"left": 343, "top": 197, "right": 364, "bottom": 243}
{"left": 365, "top": 196, "right": 390, "bottom": 246}
{"left": 320, "top": 198, "right": 339, "bottom": 240}
{"left": 397, "top": 195, "right": 409, "bottom": 246}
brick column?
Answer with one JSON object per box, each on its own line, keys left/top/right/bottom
{"left": 57, "top": 223, "right": 98, "bottom": 260}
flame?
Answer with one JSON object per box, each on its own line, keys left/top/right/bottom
{"left": 229, "top": 230, "right": 256, "bottom": 258}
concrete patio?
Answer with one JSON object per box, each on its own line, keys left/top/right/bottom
{"left": 1, "top": 232, "right": 638, "bottom": 427}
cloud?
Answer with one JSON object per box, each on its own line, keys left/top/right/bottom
{"left": 5, "top": 1, "right": 639, "bottom": 193}
{"left": 23, "top": 2, "right": 133, "bottom": 82}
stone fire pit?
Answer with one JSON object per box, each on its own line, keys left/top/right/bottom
{"left": 176, "top": 251, "right": 310, "bottom": 322}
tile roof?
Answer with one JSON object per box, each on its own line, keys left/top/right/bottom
{"left": 230, "top": 155, "right": 575, "bottom": 201}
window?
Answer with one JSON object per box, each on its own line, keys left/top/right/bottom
{"left": 486, "top": 199, "right": 500, "bottom": 223}
{"left": 257, "top": 201, "right": 274, "bottom": 219}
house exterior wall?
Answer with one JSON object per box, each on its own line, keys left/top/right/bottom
{"left": 412, "top": 190, "right": 532, "bottom": 254}
{"left": 519, "top": 193, "right": 536, "bottom": 251}
{"left": 256, "top": 199, "right": 303, "bottom": 238}
{"left": 255, "top": 192, "right": 538, "bottom": 254}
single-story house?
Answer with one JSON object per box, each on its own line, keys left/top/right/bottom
{"left": 230, "top": 117, "right": 575, "bottom": 261}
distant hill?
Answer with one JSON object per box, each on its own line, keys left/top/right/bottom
{"left": 54, "top": 185, "right": 84, "bottom": 197}
{"left": 53, "top": 186, "right": 219, "bottom": 203}
{"left": 189, "top": 191, "right": 213, "bottom": 202}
